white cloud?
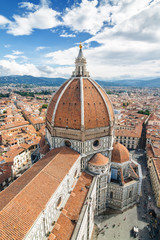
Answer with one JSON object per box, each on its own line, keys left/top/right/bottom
{"left": 4, "top": 51, "right": 27, "bottom": 61}
{"left": 37, "top": 65, "right": 73, "bottom": 77}
{"left": 41, "top": 0, "right": 51, "bottom": 7}
{"left": 12, "top": 50, "right": 24, "bottom": 55}
{"left": 0, "top": 15, "right": 10, "bottom": 25}
{"left": 0, "top": 59, "right": 73, "bottom": 78}
{"left": 107, "top": 0, "right": 150, "bottom": 26}
{"left": 4, "top": 55, "right": 18, "bottom": 60}
{"left": 45, "top": 47, "right": 77, "bottom": 65}
{"left": 0, "top": 0, "right": 158, "bottom": 37}
{"left": 60, "top": 31, "right": 76, "bottom": 38}
{"left": 62, "top": 0, "right": 111, "bottom": 35}
{"left": 0, "top": 0, "right": 60, "bottom": 36}
{"left": 36, "top": 46, "right": 47, "bottom": 51}
{"left": 0, "top": 60, "right": 42, "bottom": 77}
{"left": 19, "top": 2, "right": 39, "bottom": 11}
{"left": 7, "top": 7, "right": 61, "bottom": 36}
{"left": 86, "top": 0, "right": 160, "bottom": 44}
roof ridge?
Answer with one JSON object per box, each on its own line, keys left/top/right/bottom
{"left": 0, "top": 148, "right": 64, "bottom": 212}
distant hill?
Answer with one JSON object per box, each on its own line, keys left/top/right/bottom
{"left": 0, "top": 75, "right": 160, "bottom": 88}
{"left": 0, "top": 75, "right": 66, "bottom": 86}
{"left": 96, "top": 78, "right": 160, "bottom": 88}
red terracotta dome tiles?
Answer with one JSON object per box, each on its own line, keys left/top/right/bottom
{"left": 111, "top": 142, "right": 130, "bottom": 163}
{"left": 46, "top": 80, "right": 70, "bottom": 123}
{"left": 94, "top": 81, "right": 114, "bottom": 122}
{"left": 83, "top": 79, "right": 110, "bottom": 129}
{"left": 89, "top": 153, "right": 109, "bottom": 166}
{"left": 46, "top": 77, "right": 114, "bottom": 130}
{"left": 54, "top": 79, "right": 81, "bottom": 130}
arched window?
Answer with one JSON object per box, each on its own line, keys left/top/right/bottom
{"left": 82, "top": 66, "right": 84, "bottom": 76}
{"left": 56, "top": 197, "right": 62, "bottom": 208}
{"left": 110, "top": 191, "right": 113, "bottom": 199}
{"left": 74, "top": 170, "right": 78, "bottom": 178}
{"left": 129, "top": 190, "right": 132, "bottom": 198}
{"left": 78, "top": 66, "right": 80, "bottom": 76}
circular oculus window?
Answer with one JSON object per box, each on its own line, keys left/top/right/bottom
{"left": 92, "top": 139, "right": 101, "bottom": 150}
{"left": 93, "top": 140, "right": 99, "bottom": 147}
{"left": 64, "top": 140, "right": 71, "bottom": 147}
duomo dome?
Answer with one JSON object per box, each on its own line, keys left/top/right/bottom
{"left": 46, "top": 43, "right": 115, "bottom": 146}
{"left": 46, "top": 78, "right": 114, "bottom": 130}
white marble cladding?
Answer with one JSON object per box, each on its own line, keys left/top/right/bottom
{"left": 96, "top": 174, "right": 108, "bottom": 214}
{"left": 71, "top": 177, "right": 97, "bottom": 240}
{"left": 88, "top": 163, "right": 109, "bottom": 175}
{"left": 48, "top": 135, "right": 113, "bottom": 155}
{"left": 107, "top": 180, "right": 139, "bottom": 211}
{"left": 132, "top": 160, "right": 142, "bottom": 195}
{"left": 24, "top": 156, "right": 81, "bottom": 240}
{"left": 46, "top": 128, "right": 52, "bottom": 148}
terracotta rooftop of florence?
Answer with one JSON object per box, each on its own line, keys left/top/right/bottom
{"left": 0, "top": 121, "right": 29, "bottom": 131}
{"left": 0, "top": 147, "right": 80, "bottom": 240}
{"left": 48, "top": 172, "right": 93, "bottom": 240}
{"left": 46, "top": 78, "right": 114, "bottom": 130}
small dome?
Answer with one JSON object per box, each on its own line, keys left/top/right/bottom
{"left": 111, "top": 142, "right": 130, "bottom": 163}
{"left": 89, "top": 153, "right": 109, "bottom": 166}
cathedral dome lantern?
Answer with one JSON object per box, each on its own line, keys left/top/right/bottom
{"left": 72, "top": 43, "right": 90, "bottom": 77}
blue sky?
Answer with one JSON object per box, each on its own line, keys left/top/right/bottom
{"left": 0, "top": 0, "right": 160, "bottom": 80}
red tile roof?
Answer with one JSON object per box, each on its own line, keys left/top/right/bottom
{"left": 111, "top": 142, "right": 130, "bottom": 163}
{"left": 46, "top": 78, "right": 114, "bottom": 130}
{"left": 89, "top": 153, "right": 109, "bottom": 166}
{"left": 0, "top": 147, "right": 80, "bottom": 240}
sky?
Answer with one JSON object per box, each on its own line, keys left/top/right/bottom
{"left": 0, "top": 0, "right": 160, "bottom": 80}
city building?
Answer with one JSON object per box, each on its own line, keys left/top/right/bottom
{"left": 146, "top": 113, "right": 160, "bottom": 208}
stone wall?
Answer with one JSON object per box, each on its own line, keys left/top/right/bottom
{"left": 107, "top": 180, "right": 139, "bottom": 211}
{"left": 47, "top": 134, "right": 113, "bottom": 157}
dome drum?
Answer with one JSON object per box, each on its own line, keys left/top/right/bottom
{"left": 88, "top": 153, "right": 109, "bottom": 175}
{"left": 88, "top": 163, "right": 109, "bottom": 175}
{"left": 46, "top": 121, "right": 113, "bottom": 141}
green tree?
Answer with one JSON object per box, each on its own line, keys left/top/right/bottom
{"left": 42, "top": 104, "right": 48, "bottom": 109}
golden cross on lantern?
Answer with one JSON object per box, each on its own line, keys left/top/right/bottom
{"left": 79, "top": 42, "right": 83, "bottom": 49}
